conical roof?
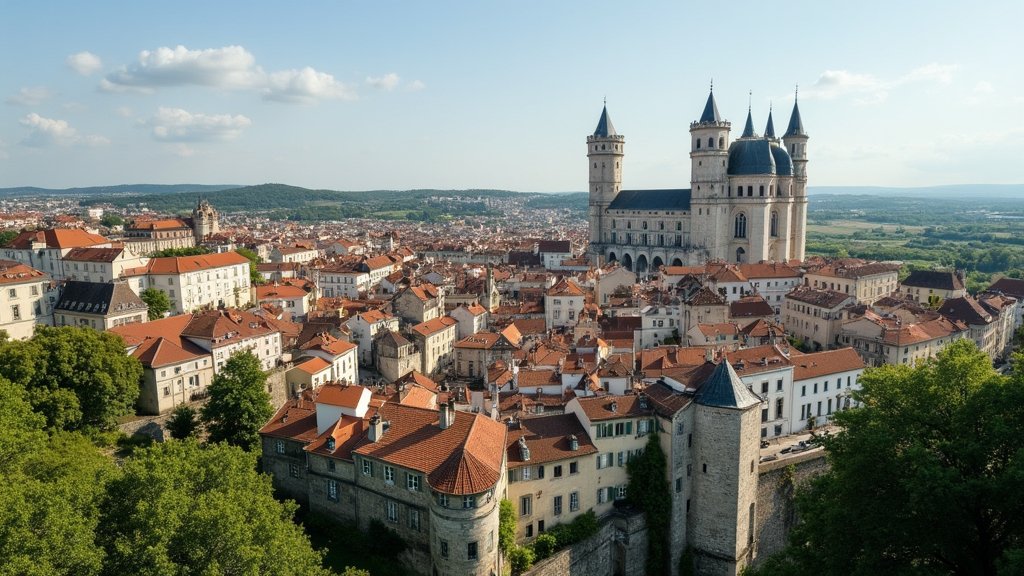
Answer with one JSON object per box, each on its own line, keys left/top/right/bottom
{"left": 785, "top": 99, "right": 806, "bottom": 137}
{"left": 741, "top": 109, "right": 756, "bottom": 138}
{"left": 764, "top": 109, "right": 776, "bottom": 139}
{"left": 594, "top": 105, "right": 616, "bottom": 137}
{"left": 695, "top": 359, "right": 761, "bottom": 409}
{"left": 699, "top": 90, "right": 721, "bottom": 123}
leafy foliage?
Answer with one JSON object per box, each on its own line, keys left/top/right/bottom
{"left": 98, "top": 440, "right": 331, "bottom": 576}
{"left": 165, "top": 405, "right": 199, "bottom": 440}
{"left": 0, "top": 229, "right": 19, "bottom": 247}
{"left": 0, "top": 326, "right": 143, "bottom": 431}
{"left": 201, "top": 351, "right": 273, "bottom": 451}
{"left": 532, "top": 533, "right": 557, "bottom": 560}
{"left": 499, "top": 499, "right": 517, "bottom": 556}
{"left": 507, "top": 545, "right": 536, "bottom": 575}
{"left": 99, "top": 214, "right": 124, "bottom": 227}
{"left": 140, "top": 287, "right": 171, "bottom": 320}
{"left": 545, "top": 509, "right": 599, "bottom": 548}
{"left": 754, "top": 339, "right": 1024, "bottom": 576}
{"left": 236, "top": 247, "right": 265, "bottom": 285}
{"left": 626, "top": 432, "right": 672, "bottom": 575}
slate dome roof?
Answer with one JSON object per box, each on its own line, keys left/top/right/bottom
{"left": 727, "top": 138, "right": 776, "bottom": 176}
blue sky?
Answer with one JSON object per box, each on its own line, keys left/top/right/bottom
{"left": 1, "top": 1, "right": 1021, "bottom": 191}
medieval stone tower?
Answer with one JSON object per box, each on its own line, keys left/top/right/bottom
{"left": 192, "top": 198, "right": 220, "bottom": 242}
{"left": 586, "top": 104, "right": 624, "bottom": 260}
{"left": 690, "top": 360, "right": 762, "bottom": 575}
{"left": 586, "top": 88, "right": 808, "bottom": 271}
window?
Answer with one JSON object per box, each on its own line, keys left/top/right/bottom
{"left": 569, "top": 461, "right": 578, "bottom": 475}
{"left": 522, "top": 466, "right": 531, "bottom": 481}
{"left": 776, "top": 379, "right": 783, "bottom": 392}
{"left": 526, "top": 523, "right": 533, "bottom": 538}
{"left": 553, "top": 465, "right": 563, "bottom": 478}
{"left": 327, "top": 479, "right": 339, "bottom": 501}
{"left": 734, "top": 213, "right": 747, "bottom": 238}
{"left": 801, "top": 385, "right": 806, "bottom": 397}
{"left": 386, "top": 501, "right": 398, "bottom": 522}
{"left": 289, "top": 463, "right": 300, "bottom": 478}
{"left": 384, "top": 465, "right": 394, "bottom": 484}
{"left": 409, "top": 509, "right": 420, "bottom": 531}
{"left": 407, "top": 473, "right": 421, "bottom": 491}
{"left": 520, "top": 495, "right": 532, "bottom": 516}
{"left": 570, "top": 491, "right": 580, "bottom": 512}
{"left": 362, "top": 459, "right": 373, "bottom": 476}
{"left": 616, "top": 485, "right": 627, "bottom": 500}
{"left": 463, "top": 495, "right": 476, "bottom": 509}
{"left": 275, "top": 440, "right": 285, "bottom": 454}
{"left": 328, "top": 459, "right": 336, "bottom": 472}
{"left": 7, "top": 288, "right": 15, "bottom": 298}
{"left": 440, "top": 540, "right": 449, "bottom": 558}
{"left": 770, "top": 211, "right": 779, "bottom": 237}
{"left": 467, "top": 542, "right": 478, "bottom": 561}
{"left": 537, "top": 465, "right": 545, "bottom": 479}
{"left": 597, "top": 487, "right": 608, "bottom": 504}
{"left": 761, "top": 381, "right": 769, "bottom": 394}
{"left": 676, "top": 477, "right": 683, "bottom": 492}
{"left": 553, "top": 495, "right": 563, "bottom": 515}
{"left": 597, "top": 453, "right": 613, "bottom": 469}
{"left": 438, "top": 493, "right": 449, "bottom": 507}
{"left": 11, "top": 305, "right": 21, "bottom": 321}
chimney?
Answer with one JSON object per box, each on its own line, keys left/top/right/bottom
{"left": 518, "top": 436, "right": 531, "bottom": 461}
{"left": 439, "top": 399, "right": 452, "bottom": 430}
{"left": 368, "top": 414, "right": 384, "bottom": 442}
{"left": 610, "top": 400, "right": 618, "bottom": 413}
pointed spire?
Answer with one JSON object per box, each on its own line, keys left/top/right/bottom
{"left": 695, "top": 359, "right": 761, "bottom": 409}
{"left": 785, "top": 87, "right": 806, "bottom": 137}
{"left": 764, "top": 104, "right": 776, "bottom": 139}
{"left": 593, "top": 103, "right": 616, "bottom": 137}
{"left": 699, "top": 86, "right": 721, "bottom": 124}
{"left": 741, "top": 108, "right": 756, "bottom": 138}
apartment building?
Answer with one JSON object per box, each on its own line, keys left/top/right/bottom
{"left": 142, "top": 251, "right": 252, "bottom": 314}
{"left": 0, "top": 259, "right": 52, "bottom": 339}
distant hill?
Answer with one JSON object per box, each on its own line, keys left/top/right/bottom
{"left": 809, "top": 184, "right": 1024, "bottom": 198}
{"left": 0, "top": 184, "right": 241, "bottom": 197}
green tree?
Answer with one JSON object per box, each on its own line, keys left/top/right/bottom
{"left": 98, "top": 440, "right": 331, "bottom": 576}
{"left": 626, "top": 431, "right": 672, "bottom": 576}
{"left": 0, "top": 326, "right": 143, "bottom": 431}
{"left": 201, "top": 351, "right": 273, "bottom": 451}
{"left": 0, "top": 378, "right": 115, "bottom": 576}
{"left": 165, "top": 404, "right": 199, "bottom": 440}
{"left": 237, "top": 247, "right": 266, "bottom": 286}
{"left": 0, "top": 229, "right": 18, "bottom": 247}
{"left": 499, "top": 499, "right": 517, "bottom": 556}
{"left": 754, "top": 339, "right": 1024, "bottom": 576}
{"left": 99, "top": 214, "right": 124, "bottom": 227}
{"left": 140, "top": 287, "right": 171, "bottom": 320}
{"left": 151, "top": 246, "right": 211, "bottom": 257}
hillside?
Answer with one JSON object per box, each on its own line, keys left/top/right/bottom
{"left": 0, "top": 183, "right": 240, "bottom": 197}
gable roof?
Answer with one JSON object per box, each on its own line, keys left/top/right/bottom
{"left": 7, "top": 228, "right": 109, "bottom": 250}
{"left": 147, "top": 251, "right": 249, "bottom": 274}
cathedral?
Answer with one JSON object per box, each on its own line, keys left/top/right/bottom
{"left": 587, "top": 88, "right": 808, "bottom": 273}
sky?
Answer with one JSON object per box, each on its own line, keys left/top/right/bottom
{"left": 1, "top": 1, "right": 1021, "bottom": 191}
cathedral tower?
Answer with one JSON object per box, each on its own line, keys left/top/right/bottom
{"left": 587, "top": 104, "right": 624, "bottom": 262}
{"left": 689, "top": 88, "right": 731, "bottom": 260}
{"left": 783, "top": 93, "right": 808, "bottom": 260}
{"left": 192, "top": 198, "right": 220, "bottom": 242}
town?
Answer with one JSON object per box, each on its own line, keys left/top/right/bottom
{"left": 1, "top": 91, "right": 1022, "bottom": 576}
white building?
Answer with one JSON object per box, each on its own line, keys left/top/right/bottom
{"left": 791, "top": 348, "right": 865, "bottom": 431}
{"left": 180, "top": 309, "right": 282, "bottom": 372}
{"left": 347, "top": 309, "right": 400, "bottom": 365}
{"left": 544, "top": 279, "right": 585, "bottom": 330}
{"left": 0, "top": 260, "right": 52, "bottom": 339}
{"left": 142, "top": 251, "right": 253, "bottom": 314}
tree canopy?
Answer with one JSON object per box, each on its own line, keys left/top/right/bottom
{"left": 754, "top": 339, "right": 1024, "bottom": 576}
{"left": 201, "top": 351, "right": 273, "bottom": 451}
{"left": 98, "top": 440, "right": 331, "bottom": 576}
{"left": 0, "top": 326, "right": 143, "bottom": 430}
{"left": 140, "top": 287, "right": 171, "bottom": 320}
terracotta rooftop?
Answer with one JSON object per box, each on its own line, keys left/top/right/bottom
{"left": 792, "top": 348, "right": 866, "bottom": 381}
{"left": 294, "top": 356, "right": 332, "bottom": 375}
{"left": 147, "top": 251, "right": 249, "bottom": 274}
{"left": 411, "top": 315, "right": 458, "bottom": 337}
{"left": 0, "top": 260, "right": 47, "bottom": 285}
{"left": 6, "top": 228, "right": 109, "bottom": 250}
{"left": 506, "top": 413, "right": 597, "bottom": 467}
{"left": 62, "top": 247, "right": 124, "bottom": 263}
{"left": 574, "top": 394, "right": 650, "bottom": 422}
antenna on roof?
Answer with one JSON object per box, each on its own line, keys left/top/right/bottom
{"left": 748, "top": 90, "right": 752, "bottom": 111}
{"left": 710, "top": 78, "right": 713, "bottom": 92}
{"left": 795, "top": 84, "right": 799, "bottom": 101}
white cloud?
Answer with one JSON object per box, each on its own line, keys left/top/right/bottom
{"left": 102, "top": 45, "right": 261, "bottom": 91}
{"left": 66, "top": 51, "right": 103, "bottom": 76}
{"left": 974, "top": 80, "right": 995, "bottom": 94}
{"left": 115, "top": 106, "right": 135, "bottom": 118}
{"left": 19, "top": 113, "right": 109, "bottom": 147}
{"left": 366, "top": 73, "right": 401, "bottom": 91}
{"left": 6, "top": 86, "right": 54, "bottom": 106}
{"left": 800, "top": 63, "right": 958, "bottom": 105}
{"left": 406, "top": 79, "right": 426, "bottom": 92}
{"left": 263, "top": 67, "right": 355, "bottom": 103}
{"left": 145, "top": 107, "right": 252, "bottom": 141}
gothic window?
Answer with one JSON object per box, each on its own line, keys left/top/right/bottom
{"left": 770, "top": 212, "right": 779, "bottom": 237}
{"left": 707, "top": 137, "right": 713, "bottom": 148}
{"left": 734, "top": 213, "right": 747, "bottom": 238}
{"left": 719, "top": 137, "right": 725, "bottom": 148}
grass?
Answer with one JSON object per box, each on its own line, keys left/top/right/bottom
{"left": 300, "top": 511, "right": 410, "bottom": 576}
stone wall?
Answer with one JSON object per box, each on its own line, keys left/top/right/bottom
{"left": 523, "top": 508, "right": 647, "bottom": 576}
{"left": 752, "top": 450, "right": 829, "bottom": 565}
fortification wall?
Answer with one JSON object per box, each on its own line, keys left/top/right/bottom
{"left": 753, "top": 450, "right": 829, "bottom": 564}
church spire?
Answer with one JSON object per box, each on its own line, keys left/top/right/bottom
{"left": 741, "top": 108, "right": 756, "bottom": 138}
{"left": 785, "top": 88, "right": 806, "bottom": 137}
{"left": 593, "top": 102, "right": 616, "bottom": 137}
{"left": 699, "top": 84, "right": 721, "bottom": 124}
{"left": 764, "top": 104, "right": 776, "bottom": 139}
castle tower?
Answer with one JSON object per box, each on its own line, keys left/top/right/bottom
{"left": 689, "top": 88, "right": 731, "bottom": 262}
{"left": 191, "top": 199, "right": 220, "bottom": 242}
{"left": 690, "top": 360, "right": 763, "bottom": 575}
{"left": 587, "top": 104, "right": 625, "bottom": 263}
{"left": 783, "top": 93, "right": 808, "bottom": 261}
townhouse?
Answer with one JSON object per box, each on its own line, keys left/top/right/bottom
{"left": 0, "top": 259, "right": 52, "bottom": 339}
{"left": 142, "top": 251, "right": 253, "bottom": 314}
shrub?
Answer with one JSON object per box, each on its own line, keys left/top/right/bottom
{"left": 367, "top": 519, "right": 407, "bottom": 556}
{"left": 508, "top": 545, "right": 535, "bottom": 575}
{"left": 533, "top": 533, "right": 557, "bottom": 560}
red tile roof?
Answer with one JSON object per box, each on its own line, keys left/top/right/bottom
{"left": 6, "top": 228, "right": 109, "bottom": 250}
{"left": 146, "top": 251, "right": 249, "bottom": 274}
{"left": 411, "top": 315, "right": 458, "bottom": 337}
{"left": 294, "top": 356, "right": 332, "bottom": 375}
{"left": 506, "top": 413, "right": 597, "bottom": 467}
{"left": 792, "top": 348, "right": 865, "bottom": 380}
{"left": 0, "top": 260, "right": 47, "bottom": 285}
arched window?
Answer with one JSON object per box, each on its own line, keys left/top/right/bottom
{"left": 719, "top": 136, "right": 725, "bottom": 148}
{"left": 708, "top": 137, "right": 713, "bottom": 148}
{"left": 770, "top": 211, "right": 779, "bottom": 237}
{"left": 734, "top": 213, "right": 747, "bottom": 238}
